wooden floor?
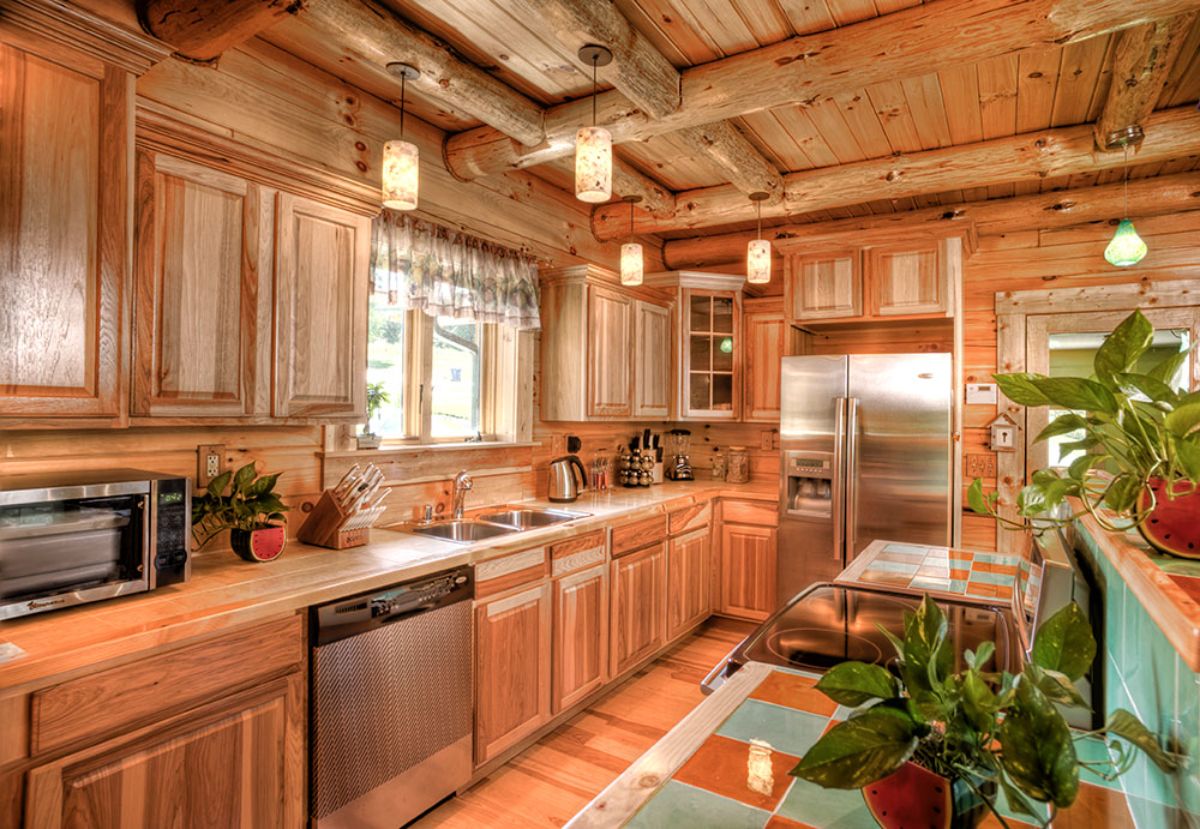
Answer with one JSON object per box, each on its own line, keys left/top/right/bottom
{"left": 412, "top": 617, "right": 756, "bottom": 829}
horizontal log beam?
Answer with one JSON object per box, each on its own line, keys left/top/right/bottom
{"left": 306, "top": 0, "right": 545, "bottom": 146}
{"left": 676, "top": 122, "right": 784, "bottom": 204}
{"left": 661, "top": 171, "right": 1200, "bottom": 268}
{"left": 444, "top": 0, "right": 1200, "bottom": 180}
{"left": 1094, "top": 13, "right": 1196, "bottom": 149}
{"left": 138, "top": 0, "right": 301, "bottom": 62}
{"left": 612, "top": 161, "right": 676, "bottom": 217}
{"left": 594, "top": 106, "right": 1200, "bottom": 239}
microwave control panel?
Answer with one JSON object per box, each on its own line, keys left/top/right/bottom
{"left": 153, "top": 478, "right": 190, "bottom": 586}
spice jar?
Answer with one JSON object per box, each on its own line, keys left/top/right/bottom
{"left": 710, "top": 451, "right": 727, "bottom": 481}
{"left": 726, "top": 446, "right": 749, "bottom": 483}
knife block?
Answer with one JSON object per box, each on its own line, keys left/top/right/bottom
{"left": 298, "top": 490, "right": 370, "bottom": 550}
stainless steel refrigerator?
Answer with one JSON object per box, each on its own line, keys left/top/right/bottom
{"left": 777, "top": 353, "right": 952, "bottom": 606}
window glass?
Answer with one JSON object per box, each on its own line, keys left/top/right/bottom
{"left": 430, "top": 316, "right": 481, "bottom": 437}
{"left": 366, "top": 297, "right": 406, "bottom": 436}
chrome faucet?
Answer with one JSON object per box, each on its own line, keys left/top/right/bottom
{"left": 452, "top": 470, "right": 473, "bottom": 519}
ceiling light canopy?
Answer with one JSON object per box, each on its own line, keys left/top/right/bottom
{"left": 575, "top": 44, "right": 613, "bottom": 204}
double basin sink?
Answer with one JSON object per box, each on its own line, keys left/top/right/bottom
{"left": 411, "top": 507, "right": 589, "bottom": 544}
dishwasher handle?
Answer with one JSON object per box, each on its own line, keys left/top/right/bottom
{"left": 313, "top": 565, "right": 473, "bottom": 646}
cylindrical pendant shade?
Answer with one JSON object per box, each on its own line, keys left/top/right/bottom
{"left": 621, "top": 242, "right": 643, "bottom": 286}
{"left": 382, "top": 139, "right": 419, "bottom": 211}
{"left": 575, "top": 126, "right": 612, "bottom": 203}
{"left": 746, "top": 238, "right": 772, "bottom": 284}
{"left": 1104, "top": 218, "right": 1148, "bottom": 267}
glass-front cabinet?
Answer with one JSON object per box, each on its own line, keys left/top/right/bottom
{"left": 680, "top": 285, "right": 743, "bottom": 420}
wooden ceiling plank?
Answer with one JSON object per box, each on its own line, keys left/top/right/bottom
{"left": 612, "top": 0, "right": 717, "bottom": 64}
{"left": 803, "top": 99, "right": 870, "bottom": 163}
{"left": 611, "top": 159, "right": 677, "bottom": 215}
{"left": 766, "top": 107, "right": 842, "bottom": 168}
{"left": 774, "top": 0, "right": 837, "bottom": 35}
{"left": 865, "top": 80, "right": 924, "bottom": 152}
{"left": 1093, "top": 12, "right": 1197, "bottom": 148}
{"left": 900, "top": 73, "right": 954, "bottom": 148}
{"left": 592, "top": 105, "right": 1200, "bottom": 238}
{"left": 136, "top": 0, "right": 300, "bottom": 62}
{"left": 1049, "top": 36, "right": 1112, "bottom": 127}
{"left": 304, "top": 0, "right": 546, "bottom": 145}
{"left": 1158, "top": 16, "right": 1200, "bottom": 104}
{"left": 1015, "top": 47, "right": 1061, "bottom": 133}
{"left": 976, "top": 52, "right": 1019, "bottom": 139}
{"left": 735, "top": 111, "right": 814, "bottom": 171}
{"left": 659, "top": 169, "right": 1200, "bottom": 267}
{"left": 830, "top": 88, "right": 893, "bottom": 157}
{"left": 825, "top": 0, "right": 882, "bottom": 26}
{"left": 443, "top": 0, "right": 1200, "bottom": 180}
{"left": 938, "top": 64, "right": 984, "bottom": 145}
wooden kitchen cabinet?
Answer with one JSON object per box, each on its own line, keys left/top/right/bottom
{"left": 679, "top": 288, "right": 743, "bottom": 420}
{"left": 587, "top": 285, "right": 635, "bottom": 417}
{"left": 474, "top": 582, "right": 552, "bottom": 765}
{"left": 869, "top": 242, "right": 949, "bottom": 317}
{"left": 132, "top": 153, "right": 273, "bottom": 417}
{"left": 743, "top": 298, "right": 787, "bottom": 422}
{"left": 551, "top": 563, "right": 609, "bottom": 713}
{"left": 609, "top": 542, "right": 667, "bottom": 676}
{"left": 787, "top": 251, "right": 861, "bottom": 322}
{"left": 719, "top": 523, "right": 777, "bottom": 622}
{"left": 633, "top": 300, "right": 672, "bottom": 418}
{"left": 273, "top": 192, "right": 369, "bottom": 419}
{"left": 25, "top": 676, "right": 304, "bottom": 828}
{"left": 666, "top": 528, "right": 712, "bottom": 641}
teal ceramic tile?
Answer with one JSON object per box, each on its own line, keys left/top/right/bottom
{"left": 882, "top": 542, "right": 938, "bottom": 557}
{"left": 1173, "top": 668, "right": 1200, "bottom": 817}
{"left": 867, "top": 560, "right": 920, "bottom": 575}
{"left": 1075, "top": 735, "right": 1123, "bottom": 791}
{"left": 775, "top": 776, "right": 871, "bottom": 828}
{"left": 627, "top": 780, "right": 770, "bottom": 829}
{"left": 716, "top": 700, "right": 828, "bottom": 758}
{"left": 1123, "top": 792, "right": 1186, "bottom": 829}
{"left": 967, "top": 570, "right": 1014, "bottom": 586}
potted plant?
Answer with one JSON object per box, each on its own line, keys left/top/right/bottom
{"left": 791, "top": 596, "right": 1174, "bottom": 828}
{"left": 968, "top": 309, "right": 1200, "bottom": 558}
{"left": 357, "top": 382, "right": 389, "bottom": 450}
{"left": 191, "top": 462, "right": 289, "bottom": 562}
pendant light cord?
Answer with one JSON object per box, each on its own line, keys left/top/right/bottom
{"left": 1123, "top": 142, "right": 1130, "bottom": 217}
{"left": 591, "top": 56, "right": 598, "bottom": 127}
{"left": 756, "top": 199, "right": 762, "bottom": 240}
{"left": 629, "top": 198, "right": 634, "bottom": 241}
{"left": 400, "top": 73, "right": 407, "bottom": 140}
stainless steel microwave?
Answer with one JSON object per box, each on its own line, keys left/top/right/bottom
{"left": 0, "top": 469, "right": 191, "bottom": 620}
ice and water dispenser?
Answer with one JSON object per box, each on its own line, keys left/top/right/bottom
{"left": 783, "top": 451, "right": 834, "bottom": 518}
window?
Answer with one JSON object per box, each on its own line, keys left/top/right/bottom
{"left": 430, "top": 317, "right": 481, "bottom": 438}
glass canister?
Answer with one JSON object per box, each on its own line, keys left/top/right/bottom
{"left": 710, "top": 450, "right": 727, "bottom": 481}
{"left": 726, "top": 446, "right": 750, "bottom": 483}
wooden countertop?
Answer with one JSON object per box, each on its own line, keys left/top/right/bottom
{"left": 0, "top": 480, "right": 775, "bottom": 694}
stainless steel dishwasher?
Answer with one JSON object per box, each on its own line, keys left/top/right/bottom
{"left": 310, "top": 565, "right": 473, "bottom": 829}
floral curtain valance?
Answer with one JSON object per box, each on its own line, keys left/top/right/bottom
{"left": 369, "top": 210, "right": 540, "bottom": 330}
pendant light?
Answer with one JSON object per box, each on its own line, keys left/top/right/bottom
{"left": 746, "top": 192, "right": 771, "bottom": 284}
{"left": 383, "top": 62, "right": 420, "bottom": 211}
{"left": 1103, "top": 126, "right": 1148, "bottom": 268}
{"left": 575, "top": 45, "right": 613, "bottom": 204}
{"left": 620, "top": 195, "right": 644, "bottom": 286}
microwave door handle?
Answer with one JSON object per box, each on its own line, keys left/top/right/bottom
{"left": 832, "top": 397, "right": 847, "bottom": 563}
{"left": 845, "top": 397, "right": 860, "bottom": 562}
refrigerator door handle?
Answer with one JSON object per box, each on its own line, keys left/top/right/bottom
{"left": 832, "top": 396, "right": 847, "bottom": 562}
{"left": 845, "top": 396, "right": 860, "bottom": 561}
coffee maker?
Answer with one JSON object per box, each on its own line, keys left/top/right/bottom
{"left": 665, "top": 429, "right": 694, "bottom": 481}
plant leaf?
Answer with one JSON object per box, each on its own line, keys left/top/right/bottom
{"left": 961, "top": 669, "right": 998, "bottom": 733}
{"left": 1171, "top": 436, "right": 1200, "bottom": 482}
{"left": 965, "top": 641, "right": 996, "bottom": 670}
{"left": 1031, "top": 603, "right": 1096, "bottom": 682}
{"left": 999, "top": 673, "right": 1079, "bottom": 807}
{"left": 1147, "top": 343, "right": 1194, "bottom": 388}
{"left": 206, "top": 470, "right": 232, "bottom": 499}
{"left": 790, "top": 705, "right": 921, "bottom": 789}
{"left": 995, "top": 373, "right": 1051, "bottom": 406}
{"left": 1104, "top": 709, "right": 1177, "bottom": 773}
{"left": 967, "top": 479, "right": 991, "bottom": 515}
{"left": 1165, "top": 402, "right": 1200, "bottom": 439}
{"left": 1094, "top": 310, "right": 1153, "bottom": 384}
{"left": 1030, "top": 377, "right": 1117, "bottom": 414}
{"left": 814, "top": 662, "right": 901, "bottom": 707}
{"left": 1030, "top": 665, "right": 1091, "bottom": 709}
{"left": 233, "top": 462, "right": 257, "bottom": 495}
{"left": 1033, "top": 414, "right": 1088, "bottom": 444}
{"left": 1115, "top": 372, "right": 1178, "bottom": 405}
{"left": 247, "top": 473, "right": 280, "bottom": 498}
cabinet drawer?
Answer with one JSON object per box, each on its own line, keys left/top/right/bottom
{"left": 668, "top": 502, "right": 712, "bottom": 536}
{"left": 31, "top": 614, "right": 303, "bottom": 755}
{"left": 551, "top": 531, "right": 607, "bottom": 577}
{"left": 611, "top": 514, "right": 668, "bottom": 557}
{"left": 475, "top": 546, "right": 549, "bottom": 598}
{"left": 721, "top": 499, "right": 778, "bottom": 527}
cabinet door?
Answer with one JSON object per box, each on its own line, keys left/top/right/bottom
{"left": 552, "top": 564, "right": 609, "bottom": 713}
{"left": 133, "top": 153, "right": 272, "bottom": 417}
{"left": 0, "top": 43, "right": 130, "bottom": 422}
{"left": 719, "top": 524, "right": 777, "bottom": 621}
{"left": 743, "top": 308, "right": 786, "bottom": 422}
{"left": 474, "top": 583, "right": 552, "bottom": 765}
{"left": 610, "top": 542, "right": 666, "bottom": 676}
{"left": 587, "top": 285, "right": 634, "bottom": 417}
{"left": 25, "top": 676, "right": 304, "bottom": 829}
{"left": 869, "top": 243, "right": 948, "bottom": 317}
{"left": 633, "top": 300, "right": 671, "bottom": 418}
{"left": 274, "top": 193, "right": 369, "bottom": 418}
{"left": 788, "top": 251, "right": 861, "bottom": 321}
{"left": 681, "top": 290, "right": 741, "bottom": 420}
{"left": 667, "top": 528, "right": 712, "bottom": 641}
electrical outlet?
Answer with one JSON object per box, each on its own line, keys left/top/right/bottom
{"left": 760, "top": 430, "right": 774, "bottom": 451}
{"left": 197, "top": 444, "right": 225, "bottom": 487}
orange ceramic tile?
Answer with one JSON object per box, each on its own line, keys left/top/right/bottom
{"left": 765, "top": 817, "right": 814, "bottom": 829}
{"left": 950, "top": 568, "right": 970, "bottom": 580}
{"left": 750, "top": 671, "right": 838, "bottom": 718}
{"left": 1048, "top": 784, "right": 1135, "bottom": 829}
{"left": 993, "top": 585, "right": 1013, "bottom": 600}
{"left": 973, "top": 562, "right": 1019, "bottom": 576}
{"left": 673, "top": 734, "right": 800, "bottom": 812}
{"left": 966, "top": 582, "right": 1000, "bottom": 597}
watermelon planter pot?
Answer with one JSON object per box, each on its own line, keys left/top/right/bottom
{"left": 231, "top": 525, "right": 288, "bottom": 563}
{"left": 1138, "top": 478, "right": 1200, "bottom": 559}
{"left": 863, "top": 761, "right": 992, "bottom": 829}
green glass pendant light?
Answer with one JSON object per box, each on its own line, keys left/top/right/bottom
{"left": 1103, "top": 128, "right": 1147, "bottom": 268}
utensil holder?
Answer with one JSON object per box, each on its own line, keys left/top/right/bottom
{"left": 298, "top": 490, "right": 378, "bottom": 549}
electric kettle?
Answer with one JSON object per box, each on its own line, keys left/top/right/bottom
{"left": 548, "top": 455, "right": 588, "bottom": 502}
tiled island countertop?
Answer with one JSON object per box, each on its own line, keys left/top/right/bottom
{"left": 567, "top": 662, "right": 1134, "bottom": 829}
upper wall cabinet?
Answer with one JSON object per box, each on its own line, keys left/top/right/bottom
{"left": 743, "top": 297, "right": 788, "bottom": 422}
{"left": 788, "top": 251, "right": 861, "bottom": 322}
{"left": 0, "top": 11, "right": 168, "bottom": 426}
{"left": 540, "top": 265, "right": 672, "bottom": 422}
{"left": 274, "top": 193, "right": 370, "bottom": 419}
{"left": 133, "top": 153, "right": 273, "bottom": 418}
{"left": 868, "top": 242, "right": 947, "bottom": 317}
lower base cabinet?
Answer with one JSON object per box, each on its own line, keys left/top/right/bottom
{"left": 609, "top": 543, "right": 667, "bottom": 677}
{"left": 474, "top": 583, "right": 553, "bottom": 766}
{"left": 552, "top": 564, "right": 609, "bottom": 713}
{"left": 667, "top": 528, "right": 712, "bottom": 641}
{"left": 719, "top": 523, "right": 777, "bottom": 621}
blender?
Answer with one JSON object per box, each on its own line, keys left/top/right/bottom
{"left": 665, "top": 429, "right": 694, "bottom": 481}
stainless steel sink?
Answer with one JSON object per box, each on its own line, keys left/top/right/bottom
{"left": 411, "top": 520, "right": 520, "bottom": 543}
{"left": 475, "top": 507, "right": 590, "bottom": 530}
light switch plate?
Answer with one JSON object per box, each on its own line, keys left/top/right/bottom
{"left": 967, "top": 383, "right": 998, "bottom": 405}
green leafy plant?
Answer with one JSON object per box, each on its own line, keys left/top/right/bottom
{"left": 791, "top": 596, "right": 1175, "bottom": 828}
{"left": 191, "top": 462, "right": 288, "bottom": 547}
{"left": 363, "top": 382, "right": 390, "bottom": 436}
{"left": 968, "top": 309, "right": 1200, "bottom": 533}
